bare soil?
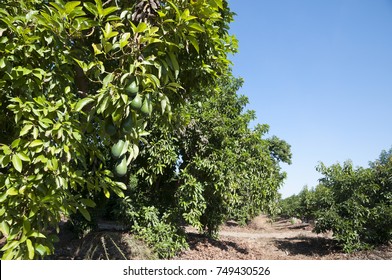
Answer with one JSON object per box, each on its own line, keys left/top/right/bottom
{"left": 174, "top": 215, "right": 392, "bottom": 260}
{"left": 48, "top": 215, "right": 391, "bottom": 260}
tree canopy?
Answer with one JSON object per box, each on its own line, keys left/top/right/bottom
{"left": 0, "top": 0, "right": 291, "bottom": 259}
{"left": 278, "top": 148, "right": 392, "bottom": 252}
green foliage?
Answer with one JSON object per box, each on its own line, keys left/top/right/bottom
{"left": 278, "top": 193, "right": 301, "bottom": 219}
{"left": 131, "top": 208, "right": 188, "bottom": 259}
{"left": 278, "top": 185, "right": 332, "bottom": 222}
{"left": 0, "top": 0, "right": 236, "bottom": 259}
{"left": 279, "top": 149, "right": 391, "bottom": 253}
{"left": 0, "top": 0, "right": 291, "bottom": 259}
{"left": 175, "top": 76, "right": 292, "bottom": 232}
{"left": 121, "top": 74, "right": 292, "bottom": 240}
{"left": 111, "top": 178, "right": 188, "bottom": 259}
{"left": 314, "top": 156, "right": 392, "bottom": 252}
{"left": 105, "top": 72, "right": 291, "bottom": 260}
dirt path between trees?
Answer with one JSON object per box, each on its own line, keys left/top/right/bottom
{"left": 174, "top": 215, "right": 391, "bottom": 260}
{"left": 219, "top": 229, "right": 317, "bottom": 239}
{"left": 50, "top": 215, "right": 391, "bottom": 260}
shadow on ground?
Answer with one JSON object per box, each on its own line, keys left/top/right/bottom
{"left": 49, "top": 222, "right": 156, "bottom": 260}
{"left": 274, "top": 236, "right": 340, "bottom": 257}
{"left": 186, "top": 232, "right": 249, "bottom": 255}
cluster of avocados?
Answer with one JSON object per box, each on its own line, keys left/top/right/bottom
{"left": 103, "top": 123, "right": 129, "bottom": 177}
{"left": 130, "top": 93, "right": 152, "bottom": 116}
{"left": 111, "top": 139, "right": 128, "bottom": 177}
{"left": 126, "top": 77, "right": 152, "bottom": 116}
{"left": 103, "top": 76, "right": 152, "bottom": 177}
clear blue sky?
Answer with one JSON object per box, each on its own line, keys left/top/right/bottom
{"left": 228, "top": 0, "right": 392, "bottom": 198}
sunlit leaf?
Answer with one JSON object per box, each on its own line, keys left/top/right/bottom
{"left": 30, "top": 140, "right": 43, "bottom": 147}
{"left": 64, "top": 1, "right": 81, "bottom": 15}
{"left": 17, "top": 152, "right": 30, "bottom": 162}
{"left": 35, "top": 244, "right": 50, "bottom": 256}
{"left": 26, "top": 239, "right": 35, "bottom": 260}
{"left": 12, "top": 154, "right": 22, "bottom": 173}
{"left": 0, "top": 220, "right": 10, "bottom": 236}
{"left": 75, "top": 97, "right": 94, "bottom": 112}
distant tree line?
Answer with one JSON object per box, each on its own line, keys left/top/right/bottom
{"left": 278, "top": 147, "right": 392, "bottom": 252}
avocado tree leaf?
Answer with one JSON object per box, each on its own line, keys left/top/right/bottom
{"left": 102, "top": 72, "right": 114, "bottom": 87}
{"left": 26, "top": 239, "right": 35, "bottom": 260}
{"left": 23, "top": 218, "right": 31, "bottom": 234}
{"left": 103, "top": 6, "right": 119, "bottom": 17}
{"left": 95, "top": 0, "right": 103, "bottom": 17}
{"left": 188, "top": 36, "right": 199, "bottom": 53}
{"left": 78, "top": 207, "right": 91, "bottom": 221}
{"left": 6, "top": 187, "right": 18, "bottom": 196}
{"left": 188, "top": 22, "right": 205, "bottom": 32}
{"left": 35, "top": 244, "right": 50, "bottom": 256}
{"left": 17, "top": 152, "right": 30, "bottom": 162}
{"left": 75, "top": 97, "right": 94, "bottom": 112}
{"left": 81, "top": 198, "right": 96, "bottom": 208}
{"left": 116, "top": 181, "right": 127, "bottom": 190}
{"left": 0, "top": 220, "right": 10, "bottom": 236}
{"left": 12, "top": 154, "right": 22, "bottom": 173}
{"left": 111, "top": 184, "right": 125, "bottom": 198}
{"left": 64, "top": 1, "right": 81, "bottom": 15}
{"left": 19, "top": 124, "right": 33, "bottom": 136}
{"left": 168, "top": 52, "right": 180, "bottom": 78}
{"left": 30, "top": 140, "right": 43, "bottom": 147}
{"left": 84, "top": 2, "right": 98, "bottom": 17}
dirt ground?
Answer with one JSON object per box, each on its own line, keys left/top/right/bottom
{"left": 174, "top": 215, "right": 392, "bottom": 260}
{"left": 47, "top": 215, "right": 391, "bottom": 260}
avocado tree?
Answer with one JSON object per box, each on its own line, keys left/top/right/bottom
{"left": 277, "top": 184, "right": 332, "bottom": 222}
{"left": 0, "top": 0, "right": 235, "bottom": 259}
{"left": 117, "top": 74, "right": 292, "bottom": 249}
{"left": 278, "top": 147, "right": 391, "bottom": 252}
{"left": 176, "top": 76, "right": 292, "bottom": 232}
{"left": 315, "top": 153, "right": 392, "bottom": 252}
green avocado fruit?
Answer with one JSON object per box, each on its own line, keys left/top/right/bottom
{"left": 104, "top": 119, "right": 116, "bottom": 136}
{"left": 130, "top": 94, "right": 143, "bottom": 110}
{"left": 125, "top": 80, "right": 139, "bottom": 97}
{"left": 111, "top": 139, "right": 125, "bottom": 158}
{"left": 140, "top": 98, "right": 151, "bottom": 116}
{"left": 122, "top": 114, "right": 134, "bottom": 133}
{"left": 115, "top": 156, "right": 127, "bottom": 177}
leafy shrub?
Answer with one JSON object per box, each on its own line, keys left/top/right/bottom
{"left": 109, "top": 175, "right": 188, "bottom": 259}
{"left": 314, "top": 152, "right": 392, "bottom": 252}
{"left": 278, "top": 193, "right": 301, "bottom": 218}
{"left": 278, "top": 185, "right": 332, "bottom": 222}
{"left": 117, "top": 203, "right": 188, "bottom": 259}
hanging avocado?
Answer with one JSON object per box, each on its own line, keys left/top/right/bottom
{"left": 104, "top": 119, "right": 116, "bottom": 136}
{"left": 111, "top": 139, "right": 125, "bottom": 158}
{"left": 130, "top": 94, "right": 142, "bottom": 111}
{"left": 140, "top": 97, "right": 151, "bottom": 116}
{"left": 125, "top": 78, "right": 139, "bottom": 97}
{"left": 114, "top": 156, "right": 127, "bottom": 177}
{"left": 122, "top": 114, "right": 135, "bottom": 134}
